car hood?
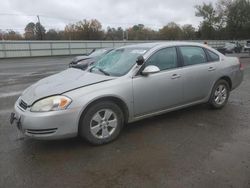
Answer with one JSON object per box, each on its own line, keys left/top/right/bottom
{"left": 72, "top": 55, "right": 90, "bottom": 63}
{"left": 21, "top": 68, "right": 113, "bottom": 105}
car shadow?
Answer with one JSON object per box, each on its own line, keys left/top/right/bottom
{"left": 16, "top": 101, "right": 240, "bottom": 173}
{"left": 21, "top": 103, "right": 210, "bottom": 152}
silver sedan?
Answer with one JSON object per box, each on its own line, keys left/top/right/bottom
{"left": 10, "top": 42, "right": 243, "bottom": 145}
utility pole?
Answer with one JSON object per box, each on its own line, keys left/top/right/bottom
{"left": 123, "top": 30, "right": 129, "bottom": 41}
{"left": 37, "top": 15, "right": 43, "bottom": 40}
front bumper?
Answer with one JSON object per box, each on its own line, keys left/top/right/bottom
{"left": 10, "top": 102, "right": 80, "bottom": 140}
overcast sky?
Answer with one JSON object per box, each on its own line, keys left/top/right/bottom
{"left": 0, "top": 0, "right": 216, "bottom": 33}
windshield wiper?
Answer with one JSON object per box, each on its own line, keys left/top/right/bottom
{"left": 97, "top": 68, "right": 110, "bottom": 76}
{"left": 90, "top": 66, "right": 110, "bottom": 76}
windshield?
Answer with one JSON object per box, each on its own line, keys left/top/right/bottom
{"left": 89, "top": 49, "right": 109, "bottom": 58}
{"left": 90, "top": 47, "right": 148, "bottom": 76}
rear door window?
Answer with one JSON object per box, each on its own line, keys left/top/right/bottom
{"left": 179, "top": 46, "right": 207, "bottom": 66}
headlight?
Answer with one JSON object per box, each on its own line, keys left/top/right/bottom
{"left": 31, "top": 95, "right": 72, "bottom": 112}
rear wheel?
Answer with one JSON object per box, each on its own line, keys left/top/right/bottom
{"left": 79, "top": 101, "right": 124, "bottom": 145}
{"left": 209, "top": 80, "right": 230, "bottom": 109}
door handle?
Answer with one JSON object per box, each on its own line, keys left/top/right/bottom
{"left": 208, "top": 67, "right": 216, "bottom": 71}
{"left": 171, "top": 74, "right": 181, "bottom": 79}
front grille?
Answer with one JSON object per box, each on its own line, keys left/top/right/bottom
{"left": 26, "top": 128, "right": 57, "bottom": 135}
{"left": 19, "top": 100, "right": 28, "bottom": 110}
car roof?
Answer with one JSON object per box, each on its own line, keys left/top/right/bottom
{"left": 95, "top": 48, "right": 113, "bottom": 51}
{"left": 120, "top": 41, "right": 225, "bottom": 57}
{"left": 119, "top": 41, "right": 208, "bottom": 50}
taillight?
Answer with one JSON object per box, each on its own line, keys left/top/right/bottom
{"left": 236, "top": 57, "right": 243, "bottom": 71}
{"left": 240, "top": 62, "right": 243, "bottom": 70}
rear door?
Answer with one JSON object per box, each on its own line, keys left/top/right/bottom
{"left": 178, "top": 46, "right": 218, "bottom": 103}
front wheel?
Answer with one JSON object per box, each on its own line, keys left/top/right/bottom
{"left": 79, "top": 101, "right": 124, "bottom": 145}
{"left": 209, "top": 80, "right": 230, "bottom": 109}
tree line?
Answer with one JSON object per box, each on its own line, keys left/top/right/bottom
{"left": 0, "top": 0, "right": 250, "bottom": 41}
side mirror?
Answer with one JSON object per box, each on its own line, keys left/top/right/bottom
{"left": 136, "top": 55, "right": 144, "bottom": 65}
{"left": 142, "top": 65, "right": 160, "bottom": 75}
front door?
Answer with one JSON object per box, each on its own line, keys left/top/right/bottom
{"left": 132, "top": 47, "right": 183, "bottom": 117}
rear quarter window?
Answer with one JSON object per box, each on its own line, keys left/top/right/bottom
{"left": 206, "top": 49, "right": 220, "bottom": 62}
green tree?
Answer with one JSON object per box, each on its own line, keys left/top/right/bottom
{"left": 35, "top": 22, "right": 46, "bottom": 40}
{"left": 159, "top": 22, "right": 182, "bottom": 40}
{"left": 195, "top": 2, "right": 220, "bottom": 28}
{"left": 216, "top": 0, "right": 232, "bottom": 28}
{"left": 105, "top": 27, "right": 124, "bottom": 40}
{"left": 126, "top": 24, "right": 158, "bottom": 40}
{"left": 24, "top": 22, "right": 36, "bottom": 40}
{"left": 45, "top": 29, "right": 61, "bottom": 40}
{"left": 182, "top": 24, "right": 196, "bottom": 40}
{"left": 226, "top": 0, "right": 250, "bottom": 39}
{"left": 116, "top": 27, "right": 124, "bottom": 40}
{"left": 64, "top": 19, "right": 104, "bottom": 40}
{"left": 195, "top": 2, "right": 221, "bottom": 39}
{"left": 2, "top": 30, "right": 23, "bottom": 40}
{"left": 195, "top": 0, "right": 250, "bottom": 39}
{"left": 24, "top": 22, "right": 46, "bottom": 40}
{"left": 0, "top": 30, "right": 3, "bottom": 40}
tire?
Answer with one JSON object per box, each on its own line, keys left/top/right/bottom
{"left": 79, "top": 101, "right": 124, "bottom": 145}
{"left": 209, "top": 80, "right": 230, "bottom": 109}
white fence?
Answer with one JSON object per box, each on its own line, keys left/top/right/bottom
{"left": 0, "top": 40, "right": 246, "bottom": 58}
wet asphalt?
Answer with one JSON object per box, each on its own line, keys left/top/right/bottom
{"left": 0, "top": 55, "right": 250, "bottom": 188}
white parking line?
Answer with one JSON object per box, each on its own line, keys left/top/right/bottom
{"left": 0, "top": 91, "right": 22, "bottom": 98}
{"left": 0, "top": 109, "right": 12, "bottom": 115}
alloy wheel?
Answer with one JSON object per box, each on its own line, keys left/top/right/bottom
{"left": 90, "top": 109, "right": 118, "bottom": 139}
{"left": 214, "top": 84, "right": 228, "bottom": 105}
